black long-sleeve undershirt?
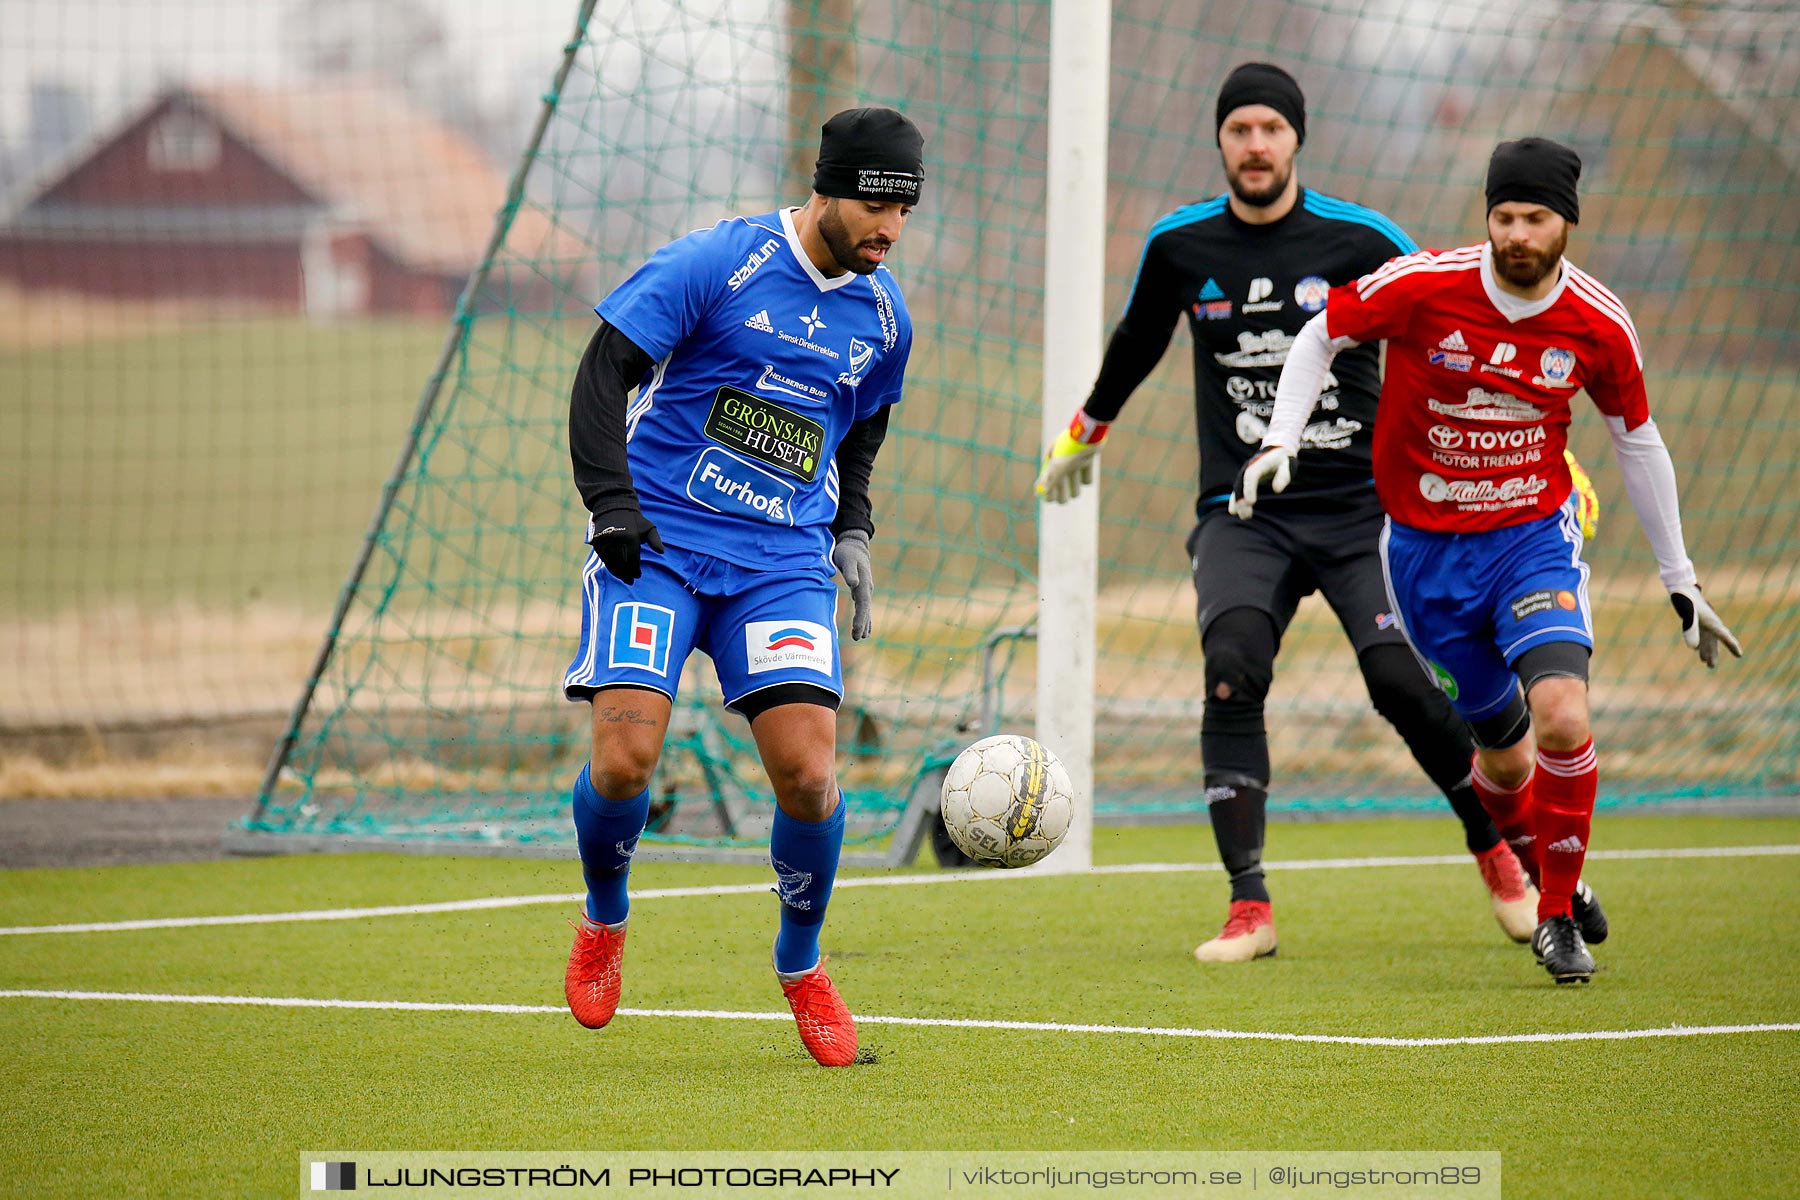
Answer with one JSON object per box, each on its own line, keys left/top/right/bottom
{"left": 569, "top": 320, "right": 655, "bottom": 520}
{"left": 568, "top": 320, "right": 891, "bottom": 540}
{"left": 1082, "top": 320, "right": 1181, "bottom": 423}
{"left": 829, "top": 403, "right": 889, "bottom": 539}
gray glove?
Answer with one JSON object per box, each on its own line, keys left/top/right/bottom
{"left": 832, "top": 529, "right": 874, "bottom": 641}
{"left": 1668, "top": 584, "right": 1744, "bottom": 669}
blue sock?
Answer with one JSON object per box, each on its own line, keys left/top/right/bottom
{"left": 571, "top": 763, "right": 650, "bottom": 926}
{"left": 770, "top": 795, "right": 846, "bottom": 974}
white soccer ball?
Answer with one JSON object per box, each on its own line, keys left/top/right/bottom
{"left": 939, "top": 734, "right": 1075, "bottom": 869}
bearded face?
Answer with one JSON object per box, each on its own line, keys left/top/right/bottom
{"left": 819, "top": 197, "right": 902, "bottom": 276}
{"left": 1218, "top": 105, "right": 1299, "bottom": 210}
{"left": 1488, "top": 204, "right": 1570, "bottom": 289}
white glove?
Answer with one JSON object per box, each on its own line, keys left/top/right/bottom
{"left": 832, "top": 529, "right": 874, "bottom": 641}
{"left": 1227, "top": 445, "right": 1295, "bottom": 519}
{"left": 1668, "top": 584, "right": 1743, "bottom": 669}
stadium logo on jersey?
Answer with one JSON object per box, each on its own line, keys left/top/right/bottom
{"left": 757, "top": 365, "right": 828, "bottom": 401}
{"left": 799, "top": 306, "right": 827, "bottom": 337}
{"left": 1427, "top": 387, "right": 1542, "bottom": 422}
{"left": 705, "top": 386, "right": 823, "bottom": 480}
{"left": 1215, "top": 329, "right": 1292, "bottom": 368}
{"left": 728, "top": 238, "right": 782, "bottom": 291}
{"left": 1294, "top": 275, "right": 1330, "bottom": 312}
{"left": 744, "top": 309, "right": 775, "bottom": 333}
{"left": 687, "top": 449, "right": 798, "bottom": 525}
{"left": 746, "top": 619, "right": 833, "bottom": 677}
{"left": 608, "top": 602, "right": 675, "bottom": 676}
{"left": 1536, "top": 346, "right": 1578, "bottom": 388}
{"left": 1244, "top": 276, "right": 1282, "bottom": 313}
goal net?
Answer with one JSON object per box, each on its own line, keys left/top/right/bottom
{"left": 11, "top": 2, "right": 1787, "bottom": 851}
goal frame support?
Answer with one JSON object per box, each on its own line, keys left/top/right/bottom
{"left": 1034, "top": 0, "right": 1110, "bottom": 873}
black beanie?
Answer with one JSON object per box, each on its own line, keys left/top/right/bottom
{"left": 1486, "top": 137, "right": 1582, "bottom": 225}
{"left": 813, "top": 107, "right": 925, "bottom": 204}
{"left": 1215, "top": 62, "right": 1306, "bottom": 146}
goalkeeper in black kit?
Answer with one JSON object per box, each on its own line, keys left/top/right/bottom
{"left": 1036, "top": 63, "right": 1603, "bottom": 962}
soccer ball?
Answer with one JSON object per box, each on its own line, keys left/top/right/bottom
{"left": 938, "top": 734, "right": 1074, "bottom": 869}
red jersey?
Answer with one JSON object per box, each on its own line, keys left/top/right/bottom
{"left": 1325, "top": 243, "right": 1649, "bottom": 533}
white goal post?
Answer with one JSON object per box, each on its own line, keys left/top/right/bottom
{"left": 1034, "top": 0, "right": 1110, "bottom": 873}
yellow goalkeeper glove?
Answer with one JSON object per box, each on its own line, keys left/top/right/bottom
{"left": 1035, "top": 410, "right": 1111, "bottom": 504}
{"left": 1565, "top": 449, "right": 1599, "bottom": 540}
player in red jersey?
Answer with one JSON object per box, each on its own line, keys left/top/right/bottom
{"left": 1232, "top": 137, "right": 1744, "bottom": 983}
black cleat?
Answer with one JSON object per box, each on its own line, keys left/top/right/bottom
{"left": 1531, "top": 914, "right": 1595, "bottom": 984}
{"left": 1571, "top": 879, "right": 1608, "bottom": 945}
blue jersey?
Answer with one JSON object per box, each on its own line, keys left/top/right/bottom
{"left": 596, "top": 208, "right": 913, "bottom": 573}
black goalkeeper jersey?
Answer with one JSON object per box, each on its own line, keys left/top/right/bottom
{"left": 1085, "top": 188, "right": 1416, "bottom": 513}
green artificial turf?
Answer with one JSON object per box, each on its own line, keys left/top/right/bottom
{"left": 1, "top": 816, "right": 1796, "bottom": 1198}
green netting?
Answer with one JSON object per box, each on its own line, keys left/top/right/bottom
{"left": 249, "top": 0, "right": 1799, "bottom": 849}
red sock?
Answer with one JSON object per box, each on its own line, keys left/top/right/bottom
{"left": 1533, "top": 739, "right": 1598, "bottom": 922}
{"left": 1472, "top": 758, "right": 1539, "bottom": 887}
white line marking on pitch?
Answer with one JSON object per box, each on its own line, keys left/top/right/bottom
{"left": 3, "top": 844, "right": 1797, "bottom": 938}
{"left": 0, "top": 989, "right": 1795, "bottom": 1048}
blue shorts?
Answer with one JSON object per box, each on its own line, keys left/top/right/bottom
{"left": 1378, "top": 499, "right": 1592, "bottom": 723}
{"left": 562, "top": 543, "right": 842, "bottom": 714}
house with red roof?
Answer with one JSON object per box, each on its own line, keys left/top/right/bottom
{"left": 0, "top": 81, "right": 583, "bottom": 316}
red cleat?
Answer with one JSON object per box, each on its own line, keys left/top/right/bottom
{"left": 1474, "top": 841, "right": 1539, "bottom": 943}
{"left": 564, "top": 914, "right": 627, "bottom": 1029}
{"left": 1193, "top": 899, "right": 1278, "bottom": 963}
{"left": 779, "top": 965, "right": 859, "bottom": 1066}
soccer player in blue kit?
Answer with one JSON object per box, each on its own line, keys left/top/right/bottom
{"left": 559, "top": 108, "right": 921, "bottom": 1065}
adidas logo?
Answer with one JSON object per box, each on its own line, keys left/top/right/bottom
{"left": 1438, "top": 329, "right": 1469, "bottom": 351}
{"left": 1547, "top": 835, "right": 1586, "bottom": 854}
{"left": 744, "top": 309, "right": 774, "bottom": 332}
{"left": 1199, "top": 278, "right": 1226, "bottom": 301}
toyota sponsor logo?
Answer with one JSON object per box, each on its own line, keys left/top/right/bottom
{"left": 1428, "top": 422, "right": 1548, "bottom": 452}
{"left": 1465, "top": 425, "right": 1546, "bottom": 450}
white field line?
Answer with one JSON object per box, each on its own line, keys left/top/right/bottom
{"left": 0, "top": 988, "right": 1795, "bottom": 1048}
{"left": 3, "top": 843, "right": 1797, "bottom": 938}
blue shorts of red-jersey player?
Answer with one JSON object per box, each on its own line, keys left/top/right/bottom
{"left": 1377, "top": 496, "right": 1592, "bottom": 722}
{"left": 562, "top": 543, "right": 843, "bottom": 715}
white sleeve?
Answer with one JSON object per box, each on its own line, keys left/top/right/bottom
{"left": 1605, "top": 415, "right": 1698, "bottom": 590}
{"left": 1264, "top": 311, "right": 1358, "bottom": 450}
